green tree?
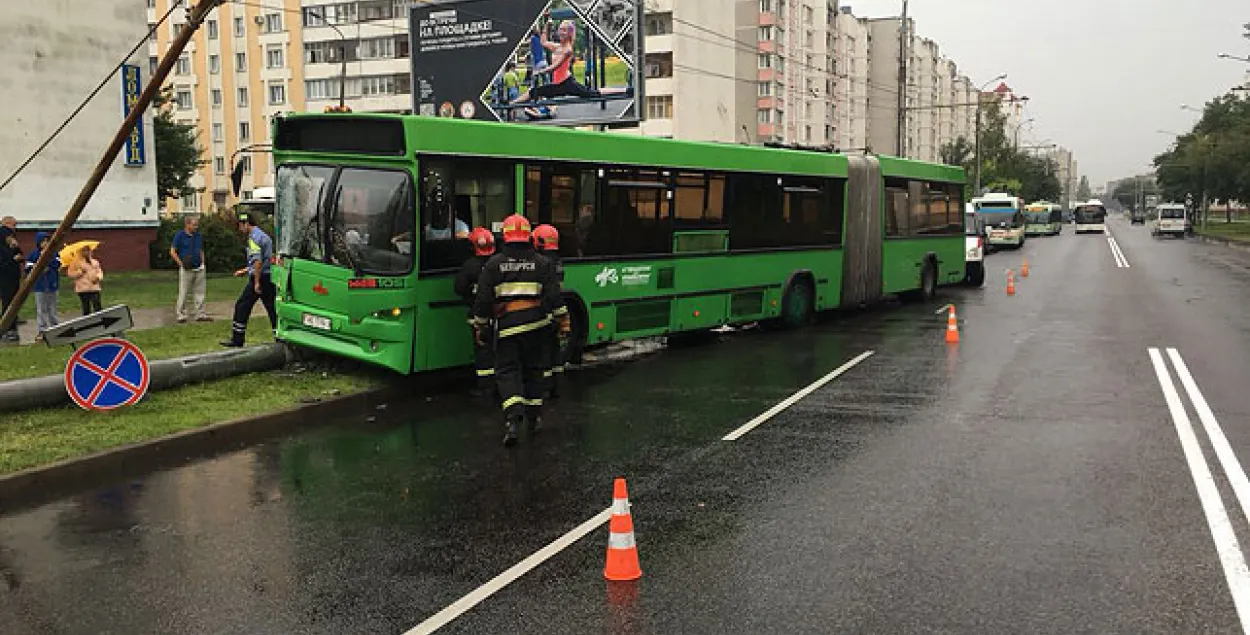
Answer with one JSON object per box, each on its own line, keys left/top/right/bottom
{"left": 1111, "top": 177, "right": 1159, "bottom": 209}
{"left": 1075, "top": 176, "right": 1091, "bottom": 201}
{"left": 951, "top": 100, "right": 1061, "bottom": 201}
{"left": 940, "top": 136, "right": 974, "bottom": 167}
{"left": 1154, "top": 95, "right": 1250, "bottom": 223}
{"left": 153, "top": 86, "right": 205, "bottom": 205}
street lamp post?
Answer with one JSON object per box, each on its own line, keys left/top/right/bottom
{"left": 973, "top": 73, "right": 1007, "bottom": 194}
{"left": 1013, "top": 117, "right": 1035, "bottom": 152}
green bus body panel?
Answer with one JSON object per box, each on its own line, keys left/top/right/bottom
{"left": 269, "top": 114, "right": 967, "bottom": 374}
{"left": 881, "top": 238, "right": 966, "bottom": 293}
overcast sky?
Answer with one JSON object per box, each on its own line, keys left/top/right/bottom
{"left": 847, "top": 0, "right": 1249, "bottom": 186}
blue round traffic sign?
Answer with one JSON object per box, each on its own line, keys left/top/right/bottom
{"left": 64, "top": 338, "right": 150, "bottom": 411}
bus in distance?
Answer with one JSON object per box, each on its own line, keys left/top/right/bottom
{"left": 1074, "top": 201, "right": 1108, "bottom": 234}
{"left": 267, "top": 114, "right": 967, "bottom": 374}
{"left": 1024, "top": 202, "right": 1063, "bottom": 236}
{"left": 972, "top": 193, "right": 1027, "bottom": 250}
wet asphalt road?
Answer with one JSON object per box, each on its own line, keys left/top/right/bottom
{"left": 5, "top": 216, "right": 1250, "bottom": 634}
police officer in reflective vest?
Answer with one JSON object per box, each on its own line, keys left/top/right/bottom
{"left": 454, "top": 227, "right": 496, "bottom": 389}
{"left": 532, "top": 224, "right": 565, "bottom": 398}
{"left": 473, "top": 215, "right": 568, "bottom": 446}
{"left": 221, "top": 211, "right": 277, "bottom": 348}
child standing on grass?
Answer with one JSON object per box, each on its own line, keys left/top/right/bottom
{"left": 25, "top": 231, "right": 61, "bottom": 342}
{"left": 68, "top": 245, "right": 103, "bottom": 316}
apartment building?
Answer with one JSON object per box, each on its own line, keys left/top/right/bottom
{"left": 148, "top": 0, "right": 305, "bottom": 213}
{"left": 831, "top": 7, "right": 869, "bottom": 151}
{"left": 1, "top": 0, "right": 158, "bottom": 270}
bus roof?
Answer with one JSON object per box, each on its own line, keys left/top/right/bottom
{"left": 273, "top": 113, "right": 964, "bottom": 185}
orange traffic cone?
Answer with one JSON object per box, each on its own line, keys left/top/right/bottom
{"left": 1021, "top": 257, "right": 1030, "bottom": 278}
{"left": 605, "top": 478, "right": 642, "bottom": 581}
{"left": 1007, "top": 270, "right": 1016, "bottom": 296}
{"left": 945, "top": 304, "right": 960, "bottom": 344}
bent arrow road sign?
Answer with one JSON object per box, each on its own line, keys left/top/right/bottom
{"left": 64, "top": 338, "right": 150, "bottom": 411}
{"left": 43, "top": 305, "right": 133, "bottom": 347}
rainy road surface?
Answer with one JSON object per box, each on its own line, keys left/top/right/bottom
{"left": 7, "top": 215, "right": 1250, "bottom": 634}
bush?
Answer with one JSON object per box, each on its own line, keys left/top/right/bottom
{"left": 149, "top": 211, "right": 272, "bottom": 273}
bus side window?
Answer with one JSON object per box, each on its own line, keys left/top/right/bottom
{"left": 418, "top": 156, "right": 513, "bottom": 271}
{"left": 884, "top": 178, "right": 909, "bottom": 237}
{"left": 599, "top": 168, "right": 671, "bottom": 256}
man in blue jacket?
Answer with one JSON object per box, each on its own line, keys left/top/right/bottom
{"left": 26, "top": 231, "right": 61, "bottom": 342}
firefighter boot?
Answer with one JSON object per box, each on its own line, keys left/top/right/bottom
{"left": 503, "top": 415, "right": 521, "bottom": 447}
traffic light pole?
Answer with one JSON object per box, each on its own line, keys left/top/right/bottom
{"left": 0, "top": 0, "right": 225, "bottom": 336}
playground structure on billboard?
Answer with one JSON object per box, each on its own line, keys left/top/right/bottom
{"left": 411, "top": 0, "right": 641, "bottom": 127}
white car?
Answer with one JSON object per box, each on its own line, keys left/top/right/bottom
{"left": 1153, "top": 204, "right": 1189, "bottom": 238}
{"left": 965, "top": 210, "right": 986, "bottom": 286}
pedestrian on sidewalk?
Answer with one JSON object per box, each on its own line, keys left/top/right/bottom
{"left": 170, "top": 214, "right": 210, "bottom": 322}
{"left": 221, "top": 211, "right": 276, "bottom": 348}
{"left": 0, "top": 216, "right": 25, "bottom": 342}
{"left": 67, "top": 246, "right": 104, "bottom": 316}
{"left": 25, "top": 231, "right": 61, "bottom": 341}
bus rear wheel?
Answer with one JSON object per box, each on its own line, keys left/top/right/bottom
{"left": 778, "top": 278, "right": 815, "bottom": 329}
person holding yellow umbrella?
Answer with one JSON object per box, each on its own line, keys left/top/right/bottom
{"left": 64, "top": 241, "right": 104, "bottom": 316}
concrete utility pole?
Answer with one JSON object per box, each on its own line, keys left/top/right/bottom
{"left": 896, "top": 0, "right": 909, "bottom": 157}
{"left": 0, "top": 0, "right": 226, "bottom": 335}
{"left": 973, "top": 73, "right": 1007, "bottom": 194}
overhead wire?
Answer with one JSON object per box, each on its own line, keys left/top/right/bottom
{"left": 0, "top": 0, "right": 188, "bottom": 194}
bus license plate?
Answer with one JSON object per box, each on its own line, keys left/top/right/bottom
{"left": 302, "top": 313, "right": 332, "bottom": 331}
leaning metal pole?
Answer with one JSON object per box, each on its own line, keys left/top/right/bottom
{"left": 0, "top": 0, "right": 225, "bottom": 335}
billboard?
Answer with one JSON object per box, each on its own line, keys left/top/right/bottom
{"left": 120, "top": 64, "right": 145, "bottom": 167}
{"left": 410, "top": 0, "right": 642, "bottom": 127}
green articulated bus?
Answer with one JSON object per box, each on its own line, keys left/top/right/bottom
{"left": 1024, "top": 202, "right": 1063, "bottom": 236}
{"left": 269, "top": 114, "right": 966, "bottom": 374}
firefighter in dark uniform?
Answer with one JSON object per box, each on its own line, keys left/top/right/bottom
{"left": 473, "top": 215, "right": 568, "bottom": 446}
{"left": 454, "top": 228, "right": 497, "bottom": 390}
{"left": 532, "top": 224, "right": 565, "bottom": 398}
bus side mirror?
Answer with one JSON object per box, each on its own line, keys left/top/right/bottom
{"left": 231, "top": 161, "right": 245, "bottom": 197}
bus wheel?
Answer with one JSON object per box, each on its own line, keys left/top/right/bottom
{"left": 919, "top": 261, "right": 939, "bottom": 301}
{"left": 564, "top": 299, "right": 589, "bottom": 364}
{"left": 779, "top": 278, "right": 815, "bottom": 329}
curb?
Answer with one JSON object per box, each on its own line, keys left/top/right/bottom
{"left": 0, "top": 383, "right": 403, "bottom": 513}
{"left": 1195, "top": 233, "right": 1250, "bottom": 251}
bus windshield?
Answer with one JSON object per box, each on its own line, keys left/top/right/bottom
{"left": 276, "top": 164, "right": 414, "bottom": 275}
{"left": 1075, "top": 206, "right": 1106, "bottom": 224}
{"left": 979, "top": 211, "right": 1020, "bottom": 228}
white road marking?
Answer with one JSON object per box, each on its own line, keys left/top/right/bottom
{"left": 403, "top": 350, "right": 875, "bottom": 632}
{"left": 722, "top": 350, "right": 875, "bottom": 441}
{"left": 934, "top": 304, "right": 953, "bottom": 315}
{"left": 1168, "top": 349, "right": 1250, "bottom": 534}
{"left": 1107, "top": 235, "right": 1130, "bottom": 268}
{"left": 1148, "top": 348, "right": 1250, "bottom": 633}
{"left": 403, "top": 508, "right": 613, "bottom": 635}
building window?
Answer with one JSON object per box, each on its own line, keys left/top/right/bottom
{"left": 266, "top": 45, "right": 284, "bottom": 69}
{"left": 239, "top": 121, "right": 251, "bottom": 142}
{"left": 644, "top": 53, "right": 672, "bottom": 79}
{"left": 357, "top": 36, "right": 395, "bottom": 60}
{"left": 240, "top": 155, "right": 253, "bottom": 175}
{"left": 181, "top": 191, "right": 198, "bottom": 210}
{"left": 306, "top": 40, "right": 354, "bottom": 64}
{"left": 148, "top": 56, "right": 158, "bottom": 74}
{"left": 211, "top": 123, "right": 223, "bottom": 141}
{"left": 646, "top": 96, "right": 672, "bottom": 119}
{"left": 206, "top": 19, "right": 218, "bottom": 39}
{"left": 760, "top": 0, "right": 772, "bottom": 12}
{"left": 174, "top": 88, "right": 193, "bottom": 110}
{"left": 804, "top": 6, "right": 813, "bottom": 23}
{"left": 302, "top": 3, "right": 358, "bottom": 26}
{"left": 759, "top": 26, "right": 773, "bottom": 41}
{"left": 175, "top": 55, "right": 190, "bottom": 75}
{"left": 264, "top": 13, "right": 283, "bottom": 33}
{"left": 268, "top": 81, "right": 286, "bottom": 105}
{"left": 757, "top": 109, "right": 772, "bottom": 123}
{"left": 146, "top": 0, "right": 155, "bottom": 8}
{"left": 208, "top": 54, "right": 220, "bottom": 74}
{"left": 214, "top": 157, "right": 226, "bottom": 175}
{"left": 235, "top": 52, "right": 247, "bottom": 72}
{"left": 237, "top": 87, "right": 249, "bottom": 107}
{"left": 758, "top": 82, "right": 772, "bottom": 97}
{"left": 172, "top": 22, "right": 185, "bottom": 37}
{"left": 233, "top": 16, "right": 245, "bottom": 37}
{"left": 211, "top": 89, "right": 222, "bottom": 107}
{"left": 148, "top": 23, "right": 157, "bottom": 41}
{"left": 645, "top": 13, "right": 671, "bottom": 36}
{"left": 758, "top": 54, "right": 772, "bottom": 69}
{"left": 359, "top": 0, "right": 394, "bottom": 21}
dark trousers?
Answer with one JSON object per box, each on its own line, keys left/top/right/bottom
{"left": 474, "top": 323, "right": 496, "bottom": 380}
{"left": 77, "top": 291, "right": 102, "bottom": 316}
{"left": 229, "top": 273, "right": 277, "bottom": 345}
{"left": 494, "top": 328, "right": 547, "bottom": 422}
{"left": 0, "top": 276, "right": 17, "bottom": 338}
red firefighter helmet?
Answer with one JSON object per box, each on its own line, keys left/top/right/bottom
{"left": 469, "top": 227, "right": 496, "bottom": 256}
{"left": 501, "top": 214, "right": 532, "bottom": 243}
{"left": 532, "top": 224, "right": 559, "bottom": 251}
